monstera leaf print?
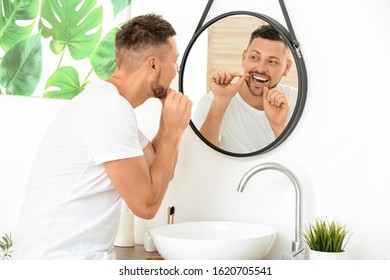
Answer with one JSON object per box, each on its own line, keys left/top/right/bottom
{"left": 43, "top": 66, "right": 89, "bottom": 99}
{"left": 38, "top": 0, "right": 103, "bottom": 60}
{"left": 0, "top": 34, "right": 42, "bottom": 96}
{"left": 0, "top": 0, "right": 39, "bottom": 52}
{"left": 111, "top": 0, "right": 132, "bottom": 19}
{"left": 89, "top": 26, "right": 119, "bottom": 80}
{"left": 0, "top": 0, "right": 131, "bottom": 98}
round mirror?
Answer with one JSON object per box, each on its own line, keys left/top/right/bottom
{"left": 179, "top": 11, "right": 307, "bottom": 157}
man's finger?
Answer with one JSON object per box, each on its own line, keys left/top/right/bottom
{"left": 235, "top": 72, "right": 250, "bottom": 87}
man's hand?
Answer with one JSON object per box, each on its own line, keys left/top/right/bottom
{"left": 209, "top": 71, "right": 249, "bottom": 104}
{"left": 161, "top": 89, "right": 192, "bottom": 139}
{"left": 263, "top": 87, "right": 289, "bottom": 137}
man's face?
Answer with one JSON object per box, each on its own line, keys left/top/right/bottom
{"left": 241, "top": 37, "right": 292, "bottom": 97}
{"left": 151, "top": 37, "right": 180, "bottom": 99}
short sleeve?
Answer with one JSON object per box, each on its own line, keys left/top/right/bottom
{"left": 138, "top": 129, "right": 150, "bottom": 149}
{"left": 81, "top": 95, "right": 145, "bottom": 164}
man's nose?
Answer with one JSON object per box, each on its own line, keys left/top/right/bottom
{"left": 255, "top": 60, "right": 268, "bottom": 73}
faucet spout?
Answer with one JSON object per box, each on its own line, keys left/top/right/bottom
{"left": 237, "top": 162, "right": 303, "bottom": 254}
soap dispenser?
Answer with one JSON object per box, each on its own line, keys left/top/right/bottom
{"left": 114, "top": 200, "right": 135, "bottom": 247}
{"left": 144, "top": 222, "right": 156, "bottom": 252}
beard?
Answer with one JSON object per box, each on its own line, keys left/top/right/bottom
{"left": 245, "top": 78, "right": 263, "bottom": 97}
{"left": 245, "top": 77, "right": 264, "bottom": 97}
{"left": 150, "top": 75, "right": 169, "bottom": 99}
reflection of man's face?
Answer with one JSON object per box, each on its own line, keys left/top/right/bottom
{"left": 241, "top": 37, "right": 292, "bottom": 97}
{"left": 150, "top": 37, "right": 180, "bottom": 99}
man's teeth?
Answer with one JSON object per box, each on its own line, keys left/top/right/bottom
{"left": 252, "top": 75, "right": 268, "bottom": 83}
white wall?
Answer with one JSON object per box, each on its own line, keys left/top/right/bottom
{"left": 0, "top": 95, "right": 68, "bottom": 232}
{"left": 1, "top": 0, "right": 389, "bottom": 260}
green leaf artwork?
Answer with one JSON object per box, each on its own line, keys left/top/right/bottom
{"left": 0, "top": 33, "right": 42, "bottom": 96}
{"left": 111, "top": 0, "right": 132, "bottom": 19}
{"left": 0, "top": 0, "right": 39, "bottom": 51}
{"left": 39, "top": 0, "right": 103, "bottom": 60}
{"left": 44, "top": 66, "right": 89, "bottom": 99}
{"left": 90, "top": 26, "right": 119, "bottom": 80}
{"left": 0, "top": 0, "right": 132, "bottom": 98}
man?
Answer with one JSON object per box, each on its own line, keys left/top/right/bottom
{"left": 193, "top": 25, "right": 297, "bottom": 153}
{"left": 13, "top": 14, "right": 192, "bottom": 259}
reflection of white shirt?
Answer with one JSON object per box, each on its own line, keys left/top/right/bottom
{"left": 193, "top": 84, "right": 298, "bottom": 154}
{"left": 13, "top": 80, "right": 149, "bottom": 259}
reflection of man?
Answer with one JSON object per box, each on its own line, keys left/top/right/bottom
{"left": 193, "top": 25, "right": 297, "bottom": 153}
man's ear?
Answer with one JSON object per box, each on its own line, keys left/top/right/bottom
{"left": 283, "top": 58, "right": 292, "bottom": 76}
{"left": 241, "top": 49, "right": 247, "bottom": 68}
{"left": 147, "top": 56, "right": 158, "bottom": 73}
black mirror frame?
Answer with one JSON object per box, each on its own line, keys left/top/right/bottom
{"left": 179, "top": 10, "right": 307, "bottom": 157}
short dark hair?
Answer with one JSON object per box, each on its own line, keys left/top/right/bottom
{"left": 115, "top": 13, "right": 176, "bottom": 70}
{"left": 248, "top": 25, "right": 287, "bottom": 47}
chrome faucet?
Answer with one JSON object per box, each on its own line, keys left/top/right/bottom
{"left": 237, "top": 162, "right": 304, "bottom": 260}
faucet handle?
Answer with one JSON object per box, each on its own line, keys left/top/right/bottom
{"left": 281, "top": 247, "right": 305, "bottom": 260}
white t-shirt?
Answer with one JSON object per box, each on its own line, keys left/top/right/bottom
{"left": 193, "top": 84, "right": 297, "bottom": 153}
{"left": 13, "top": 80, "right": 149, "bottom": 259}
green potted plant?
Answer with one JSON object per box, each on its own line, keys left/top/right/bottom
{"left": 0, "top": 233, "right": 13, "bottom": 260}
{"left": 302, "top": 218, "right": 351, "bottom": 260}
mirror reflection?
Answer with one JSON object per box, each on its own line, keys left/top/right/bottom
{"left": 182, "top": 15, "right": 299, "bottom": 155}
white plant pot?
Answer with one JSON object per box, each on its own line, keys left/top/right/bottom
{"left": 308, "top": 249, "right": 346, "bottom": 260}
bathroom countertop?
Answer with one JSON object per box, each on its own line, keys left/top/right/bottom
{"left": 114, "top": 245, "right": 162, "bottom": 260}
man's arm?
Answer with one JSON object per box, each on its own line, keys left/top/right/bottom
{"left": 148, "top": 103, "right": 178, "bottom": 181}
{"left": 198, "top": 94, "right": 231, "bottom": 147}
{"left": 104, "top": 90, "right": 192, "bottom": 219}
{"left": 199, "top": 71, "right": 248, "bottom": 147}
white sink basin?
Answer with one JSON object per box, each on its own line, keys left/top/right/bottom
{"left": 150, "top": 221, "right": 277, "bottom": 260}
